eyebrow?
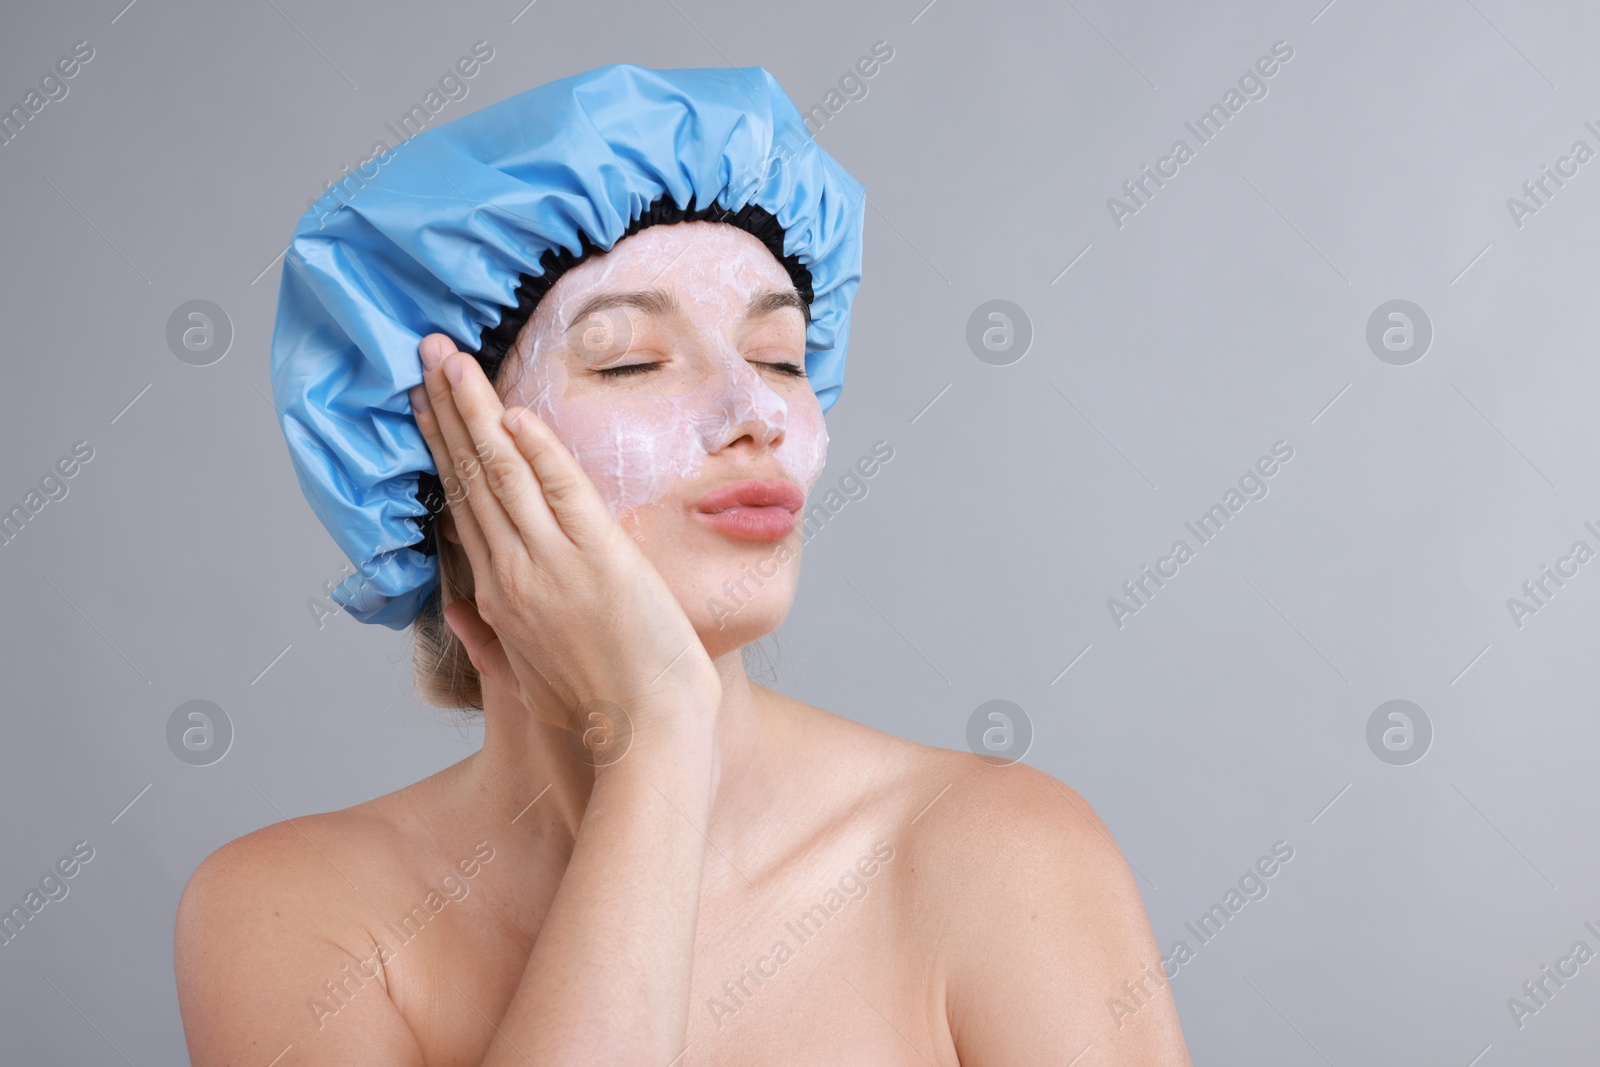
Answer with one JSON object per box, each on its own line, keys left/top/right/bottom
{"left": 564, "top": 285, "right": 810, "bottom": 331}
{"left": 747, "top": 288, "right": 811, "bottom": 325}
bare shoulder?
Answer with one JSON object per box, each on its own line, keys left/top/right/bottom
{"left": 878, "top": 742, "right": 1132, "bottom": 906}
{"left": 175, "top": 758, "right": 467, "bottom": 938}
{"left": 174, "top": 800, "right": 427, "bottom": 1066}
{"left": 176, "top": 804, "right": 400, "bottom": 929}
{"left": 794, "top": 706, "right": 1190, "bottom": 1064}
{"left": 915, "top": 751, "right": 1124, "bottom": 881}
{"left": 789, "top": 696, "right": 1120, "bottom": 875}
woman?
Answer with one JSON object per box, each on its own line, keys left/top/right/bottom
{"left": 174, "top": 63, "right": 1190, "bottom": 1065}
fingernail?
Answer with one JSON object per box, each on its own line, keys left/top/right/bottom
{"left": 443, "top": 354, "right": 463, "bottom": 385}
{"left": 502, "top": 407, "right": 524, "bottom": 433}
{"left": 409, "top": 384, "right": 431, "bottom": 414}
{"left": 420, "top": 338, "right": 445, "bottom": 371}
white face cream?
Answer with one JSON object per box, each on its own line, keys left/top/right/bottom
{"left": 497, "top": 221, "right": 828, "bottom": 527}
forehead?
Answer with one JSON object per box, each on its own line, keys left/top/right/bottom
{"left": 543, "top": 220, "right": 794, "bottom": 313}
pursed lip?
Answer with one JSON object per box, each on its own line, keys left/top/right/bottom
{"left": 691, "top": 478, "right": 805, "bottom": 514}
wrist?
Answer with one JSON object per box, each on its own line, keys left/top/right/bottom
{"left": 587, "top": 692, "right": 717, "bottom": 776}
{"left": 588, "top": 714, "right": 719, "bottom": 825}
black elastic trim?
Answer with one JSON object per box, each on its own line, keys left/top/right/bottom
{"left": 409, "top": 193, "right": 813, "bottom": 560}
{"left": 412, "top": 469, "right": 446, "bottom": 557}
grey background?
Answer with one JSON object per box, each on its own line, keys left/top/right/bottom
{"left": 1, "top": 0, "right": 1594, "bottom": 1062}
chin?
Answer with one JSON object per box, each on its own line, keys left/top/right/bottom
{"left": 665, "top": 538, "right": 804, "bottom": 661}
{"left": 694, "top": 591, "right": 793, "bottom": 660}
{"left": 694, "top": 548, "right": 803, "bottom": 658}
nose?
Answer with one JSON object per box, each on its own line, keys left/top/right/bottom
{"left": 690, "top": 357, "right": 786, "bottom": 454}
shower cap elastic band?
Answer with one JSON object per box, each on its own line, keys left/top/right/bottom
{"left": 268, "top": 63, "right": 867, "bottom": 629}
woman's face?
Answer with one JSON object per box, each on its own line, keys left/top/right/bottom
{"left": 496, "top": 221, "right": 828, "bottom": 655}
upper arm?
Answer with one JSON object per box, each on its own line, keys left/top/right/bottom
{"left": 928, "top": 764, "right": 1191, "bottom": 1067}
{"left": 174, "top": 825, "right": 427, "bottom": 1067}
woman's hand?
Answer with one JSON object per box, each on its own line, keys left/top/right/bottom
{"left": 408, "top": 332, "right": 722, "bottom": 740}
{"left": 407, "top": 334, "right": 724, "bottom": 1065}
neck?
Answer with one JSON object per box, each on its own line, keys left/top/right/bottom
{"left": 462, "top": 646, "right": 780, "bottom": 857}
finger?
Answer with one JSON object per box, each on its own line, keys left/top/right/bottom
{"left": 408, "top": 380, "right": 463, "bottom": 539}
{"left": 439, "top": 349, "right": 569, "bottom": 551}
{"left": 500, "top": 403, "right": 613, "bottom": 547}
{"left": 410, "top": 360, "right": 492, "bottom": 581}
{"left": 419, "top": 335, "right": 521, "bottom": 576}
{"left": 426, "top": 342, "right": 525, "bottom": 552}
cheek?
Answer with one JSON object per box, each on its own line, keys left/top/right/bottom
{"left": 544, "top": 393, "right": 709, "bottom": 518}
{"left": 503, "top": 337, "right": 700, "bottom": 518}
{"left": 776, "top": 397, "right": 828, "bottom": 498}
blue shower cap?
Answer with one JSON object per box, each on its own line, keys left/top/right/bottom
{"left": 269, "top": 63, "right": 866, "bottom": 629}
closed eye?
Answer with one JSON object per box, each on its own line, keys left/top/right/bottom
{"left": 759, "top": 361, "right": 807, "bottom": 378}
{"left": 595, "top": 362, "right": 662, "bottom": 379}
{"left": 596, "top": 360, "right": 806, "bottom": 379}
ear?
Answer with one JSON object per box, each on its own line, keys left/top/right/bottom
{"left": 439, "top": 509, "right": 463, "bottom": 545}
{"left": 441, "top": 597, "right": 514, "bottom": 690}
